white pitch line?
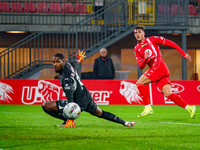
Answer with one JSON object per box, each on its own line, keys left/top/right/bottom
{"left": 159, "top": 122, "right": 200, "bottom": 126}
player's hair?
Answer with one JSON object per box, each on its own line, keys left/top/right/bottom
{"left": 54, "top": 53, "right": 65, "bottom": 60}
{"left": 134, "top": 25, "right": 145, "bottom": 31}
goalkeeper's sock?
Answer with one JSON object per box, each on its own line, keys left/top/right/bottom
{"left": 167, "top": 93, "right": 187, "bottom": 108}
{"left": 99, "top": 110, "right": 125, "bottom": 125}
{"left": 42, "top": 106, "right": 67, "bottom": 121}
{"left": 137, "top": 84, "right": 150, "bottom": 105}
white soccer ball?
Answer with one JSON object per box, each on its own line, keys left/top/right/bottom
{"left": 63, "top": 102, "right": 81, "bottom": 120}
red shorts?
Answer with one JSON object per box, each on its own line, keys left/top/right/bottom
{"left": 144, "top": 61, "right": 171, "bottom": 91}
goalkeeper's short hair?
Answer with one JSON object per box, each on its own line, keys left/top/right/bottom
{"left": 54, "top": 53, "right": 65, "bottom": 60}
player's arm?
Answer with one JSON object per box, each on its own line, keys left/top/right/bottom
{"left": 163, "top": 39, "right": 191, "bottom": 61}
{"left": 134, "top": 49, "right": 147, "bottom": 70}
{"left": 153, "top": 36, "right": 191, "bottom": 61}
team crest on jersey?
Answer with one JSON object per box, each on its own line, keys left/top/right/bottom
{"left": 141, "top": 43, "right": 147, "bottom": 48}
{"left": 145, "top": 49, "right": 152, "bottom": 57}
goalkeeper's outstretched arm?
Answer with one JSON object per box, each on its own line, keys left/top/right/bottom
{"left": 69, "top": 50, "right": 86, "bottom": 67}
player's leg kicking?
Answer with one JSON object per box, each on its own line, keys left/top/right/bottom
{"left": 162, "top": 84, "right": 196, "bottom": 119}
{"left": 136, "top": 61, "right": 196, "bottom": 119}
{"left": 136, "top": 74, "right": 153, "bottom": 118}
{"left": 136, "top": 83, "right": 153, "bottom": 117}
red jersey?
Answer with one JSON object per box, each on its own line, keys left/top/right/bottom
{"left": 134, "top": 36, "right": 186, "bottom": 70}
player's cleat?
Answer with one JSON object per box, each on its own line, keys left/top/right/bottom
{"left": 125, "top": 122, "right": 135, "bottom": 127}
{"left": 137, "top": 107, "right": 153, "bottom": 118}
{"left": 187, "top": 105, "right": 196, "bottom": 119}
{"left": 64, "top": 119, "right": 76, "bottom": 128}
{"left": 58, "top": 121, "right": 66, "bottom": 127}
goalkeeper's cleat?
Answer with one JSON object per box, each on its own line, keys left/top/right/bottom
{"left": 125, "top": 122, "right": 135, "bottom": 127}
{"left": 137, "top": 106, "right": 153, "bottom": 118}
{"left": 64, "top": 119, "right": 76, "bottom": 128}
{"left": 58, "top": 121, "right": 66, "bottom": 127}
{"left": 187, "top": 105, "right": 196, "bottom": 119}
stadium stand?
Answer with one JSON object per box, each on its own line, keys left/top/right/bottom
{"left": 36, "top": 2, "right": 49, "bottom": 13}
{"left": 86, "top": 5, "right": 93, "bottom": 13}
{"left": 75, "top": 3, "right": 87, "bottom": 13}
{"left": 61, "top": 2, "right": 75, "bottom": 13}
{"left": 195, "top": 6, "right": 199, "bottom": 15}
{"left": 11, "top": 2, "right": 23, "bottom": 13}
{"left": 50, "top": 2, "right": 61, "bottom": 13}
{"left": 189, "top": 4, "right": 196, "bottom": 15}
{"left": 0, "top": 1, "right": 90, "bottom": 14}
{"left": 170, "top": 4, "right": 184, "bottom": 15}
{"left": 0, "top": 1, "right": 10, "bottom": 12}
{"left": 158, "top": 4, "right": 169, "bottom": 15}
{"left": 24, "top": 2, "right": 36, "bottom": 13}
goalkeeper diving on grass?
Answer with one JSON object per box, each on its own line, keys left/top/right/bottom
{"left": 42, "top": 50, "right": 135, "bottom": 128}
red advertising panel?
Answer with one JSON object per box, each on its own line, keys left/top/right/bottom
{"left": 151, "top": 81, "right": 200, "bottom": 105}
{"left": 0, "top": 79, "right": 199, "bottom": 105}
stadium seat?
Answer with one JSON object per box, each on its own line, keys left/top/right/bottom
{"left": 189, "top": 4, "right": 195, "bottom": 15}
{"left": 11, "top": 2, "right": 23, "bottom": 13}
{"left": 62, "top": 3, "right": 75, "bottom": 13}
{"left": 0, "top": 2, "right": 2, "bottom": 12}
{"left": 24, "top": 2, "right": 35, "bottom": 13}
{"left": 0, "top": 1, "right": 10, "bottom": 12}
{"left": 36, "top": 2, "right": 49, "bottom": 13}
{"left": 50, "top": 3, "right": 61, "bottom": 13}
{"left": 87, "top": 5, "right": 93, "bottom": 13}
{"left": 170, "top": 4, "right": 184, "bottom": 15}
{"left": 75, "top": 3, "right": 87, "bottom": 14}
{"left": 195, "top": 6, "right": 199, "bottom": 15}
{"left": 158, "top": 4, "right": 169, "bottom": 15}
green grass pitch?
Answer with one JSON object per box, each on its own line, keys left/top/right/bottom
{"left": 0, "top": 105, "right": 199, "bottom": 150}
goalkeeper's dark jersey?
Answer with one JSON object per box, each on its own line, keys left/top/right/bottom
{"left": 57, "top": 61, "right": 96, "bottom": 113}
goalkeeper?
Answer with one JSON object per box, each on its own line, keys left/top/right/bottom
{"left": 42, "top": 51, "right": 135, "bottom": 128}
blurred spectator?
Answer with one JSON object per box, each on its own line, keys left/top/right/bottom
{"left": 93, "top": 48, "right": 115, "bottom": 79}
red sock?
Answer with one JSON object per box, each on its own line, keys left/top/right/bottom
{"left": 167, "top": 93, "right": 187, "bottom": 108}
{"left": 137, "top": 84, "right": 150, "bottom": 105}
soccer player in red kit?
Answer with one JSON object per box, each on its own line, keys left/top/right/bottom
{"left": 133, "top": 25, "right": 196, "bottom": 118}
